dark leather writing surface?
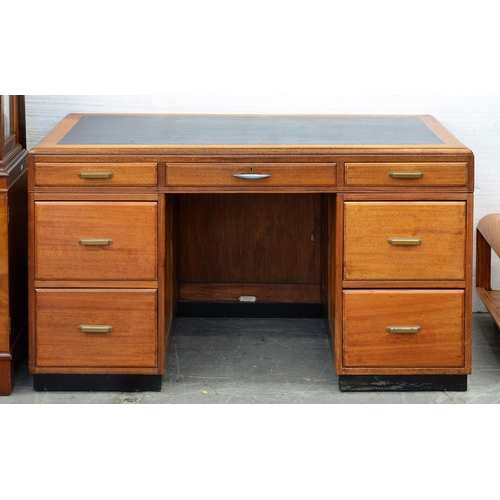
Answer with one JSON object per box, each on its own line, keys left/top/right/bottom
{"left": 58, "top": 115, "right": 444, "bottom": 145}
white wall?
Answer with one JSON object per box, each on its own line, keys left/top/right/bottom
{"left": 24, "top": 95, "right": 500, "bottom": 312}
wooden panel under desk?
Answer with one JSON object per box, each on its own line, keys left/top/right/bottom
{"left": 178, "top": 194, "right": 322, "bottom": 291}
{"left": 179, "top": 283, "right": 321, "bottom": 303}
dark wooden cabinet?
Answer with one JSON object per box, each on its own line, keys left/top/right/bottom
{"left": 0, "top": 95, "right": 28, "bottom": 395}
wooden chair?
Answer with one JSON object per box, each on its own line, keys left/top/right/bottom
{"left": 476, "top": 214, "right": 500, "bottom": 328}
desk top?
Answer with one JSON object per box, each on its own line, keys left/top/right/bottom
{"left": 32, "top": 114, "right": 470, "bottom": 154}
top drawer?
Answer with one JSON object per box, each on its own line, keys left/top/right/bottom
{"left": 34, "top": 163, "right": 158, "bottom": 187}
{"left": 165, "top": 163, "right": 336, "bottom": 188}
{"left": 345, "top": 162, "right": 468, "bottom": 188}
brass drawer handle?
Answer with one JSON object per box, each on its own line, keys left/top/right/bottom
{"left": 233, "top": 173, "right": 270, "bottom": 180}
{"left": 386, "top": 326, "right": 421, "bottom": 334}
{"left": 388, "top": 238, "right": 422, "bottom": 246}
{"left": 78, "top": 172, "right": 114, "bottom": 179}
{"left": 389, "top": 171, "right": 424, "bottom": 179}
{"left": 78, "top": 238, "right": 113, "bottom": 246}
{"left": 79, "top": 325, "right": 113, "bottom": 333}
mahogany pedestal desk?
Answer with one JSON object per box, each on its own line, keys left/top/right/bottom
{"left": 27, "top": 114, "right": 474, "bottom": 392}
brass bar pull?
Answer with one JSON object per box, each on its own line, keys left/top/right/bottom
{"left": 78, "top": 172, "right": 113, "bottom": 179}
{"left": 233, "top": 173, "right": 270, "bottom": 179}
{"left": 79, "top": 325, "right": 113, "bottom": 333}
{"left": 78, "top": 238, "right": 113, "bottom": 246}
{"left": 386, "top": 326, "right": 421, "bottom": 334}
{"left": 388, "top": 238, "right": 422, "bottom": 246}
{"left": 389, "top": 172, "right": 424, "bottom": 179}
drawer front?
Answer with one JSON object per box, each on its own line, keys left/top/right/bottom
{"left": 345, "top": 162, "right": 468, "bottom": 187}
{"left": 34, "top": 162, "right": 158, "bottom": 187}
{"left": 344, "top": 201, "right": 466, "bottom": 281}
{"left": 166, "top": 163, "right": 336, "bottom": 188}
{"left": 343, "top": 290, "right": 465, "bottom": 368}
{"left": 35, "top": 289, "right": 157, "bottom": 368}
{"left": 35, "top": 202, "right": 158, "bottom": 280}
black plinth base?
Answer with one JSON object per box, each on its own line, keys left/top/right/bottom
{"left": 33, "top": 374, "right": 162, "bottom": 392}
{"left": 177, "top": 301, "right": 324, "bottom": 318}
{"left": 339, "top": 375, "right": 468, "bottom": 392}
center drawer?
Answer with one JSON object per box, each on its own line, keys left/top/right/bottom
{"left": 35, "top": 289, "right": 158, "bottom": 369}
{"left": 165, "top": 163, "right": 336, "bottom": 188}
{"left": 34, "top": 201, "right": 158, "bottom": 281}
{"left": 343, "top": 201, "right": 466, "bottom": 281}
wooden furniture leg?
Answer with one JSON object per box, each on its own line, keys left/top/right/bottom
{"left": 476, "top": 214, "right": 500, "bottom": 328}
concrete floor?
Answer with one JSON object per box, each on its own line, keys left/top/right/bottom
{"left": 2, "top": 312, "right": 500, "bottom": 403}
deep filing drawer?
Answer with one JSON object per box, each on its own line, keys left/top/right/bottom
{"left": 343, "top": 201, "right": 466, "bottom": 281}
{"left": 344, "top": 162, "right": 468, "bottom": 188}
{"left": 165, "top": 163, "right": 336, "bottom": 188}
{"left": 35, "top": 289, "right": 158, "bottom": 368}
{"left": 34, "top": 201, "right": 158, "bottom": 281}
{"left": 343, "top": 290, "right": 465, "bottom": 368}
{"left": 34, "top": 162, "right": 158, "bottom": 187}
